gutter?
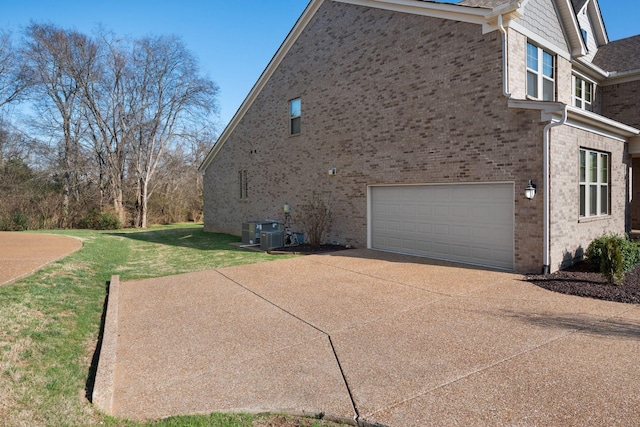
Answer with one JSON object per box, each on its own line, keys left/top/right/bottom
{"left": 542, "top": 105, "right": 568, "bottom": 274}
{"left": 497, "top": 14, "right": 510, "bottom": 98}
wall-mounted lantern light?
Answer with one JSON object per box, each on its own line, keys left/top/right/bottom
{"left": 525, "top": 180, "right": 536, "bottom": 200}
{"left": 284, "top": 203, "right": 291, "bottom": 214}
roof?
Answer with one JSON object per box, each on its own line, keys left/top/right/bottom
{"left": 457, "top": 0, "right": 507, "bottom": 7}
{"left": 570, "top": 0, "right": 588, "bottom": 13}
{"left": 592, "top": 35, "right": 640, "bottom": 73}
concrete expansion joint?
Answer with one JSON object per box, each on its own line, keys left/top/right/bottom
{"left": 368, "top": 328, "right": 582, "bottom": 421}
{"left": 216, "top": 271, "right": 363, "bottom": 424}
{"left": 306, "top": 258, "right": 453, "bottom": 298}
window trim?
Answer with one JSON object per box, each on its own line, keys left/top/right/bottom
{"left": 289, "top": 98, "right": 301, "bottom": 135}
{"left": 579, "top": 148, "right": 609, "bottom": 219}
{"left": 526, "top": 42, "right": 555, "bottom": 101}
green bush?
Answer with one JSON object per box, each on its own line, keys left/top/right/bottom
{"left": 586, "top": 234, "right": 640, "bottom": 284}
{"left": 78, "top": 210, "right": 121, "bottom": 230}
{"left": 600, "top": 238, "right": 624, "bottom": 285}
{"left": 0, "top": 211, "right": 30, "bottom": 231}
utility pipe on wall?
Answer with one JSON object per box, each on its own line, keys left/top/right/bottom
{"left": 498, "top": 14, "right": 511, "bottom": 98}
{"left": 543, "top": 106, "right": 568, "bottom": 274}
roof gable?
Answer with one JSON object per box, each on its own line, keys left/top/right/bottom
{"left": 200, "top": 0, "right": 507, "bottom": 172}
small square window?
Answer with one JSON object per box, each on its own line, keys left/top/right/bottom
{"left": 290, "top": 98, "right": 301, "bottom": 135}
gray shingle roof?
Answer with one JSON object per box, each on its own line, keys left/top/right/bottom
{"left": 570, "top": 0, "right": 588, "bottom": 14}
{"left": 457, "top": 0, "right": 507, "bottom": 7}
{"left": 593, "top": 35, "right": 640, "bottom": 73}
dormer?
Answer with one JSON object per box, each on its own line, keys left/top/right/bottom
{"left": 571, "top": 0, "right": 608, "bottom": 62}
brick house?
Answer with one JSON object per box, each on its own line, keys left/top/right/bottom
{"left": 200, "top": 0, "right": 640, "bottom": 274}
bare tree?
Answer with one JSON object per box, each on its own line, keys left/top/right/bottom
{"left": 16, "top": 25, "right": 218, "bottom": 229}
{"left": 128, "top": 35, "right": 218, "bottom": 228}
{"left": 0, "top": 31, "right": 27, "bottom": 109}
{"left": 75, "top": 32, "right": 130, "bottom": 223}
{"left": 22, "top": 24, "right": 92, "bottom": 226}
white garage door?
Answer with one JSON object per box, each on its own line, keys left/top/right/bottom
{"left": 370, "top": 183, "right": 514, "bottom": 270}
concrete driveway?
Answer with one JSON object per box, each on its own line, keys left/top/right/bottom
{"left": 0, "top": 232, "right": 82, "bottom": 286}
{"left": 94, "top": 249, "right": 640, "bottom": 426}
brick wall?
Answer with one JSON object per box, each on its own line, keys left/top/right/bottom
{"left": 204, "top": 0, "right": 562, "bottom": 273}
{"left": 507, "top": 29, "right": 572, "bottom": 105}
{"left": 549, "top": 125, "right": 630, "bottom": 270}
{"left": 600, "top": 80, "right": 640, "bottom": 228}
{"left": 600, "top": 80, "right": 640, "bottom": 129}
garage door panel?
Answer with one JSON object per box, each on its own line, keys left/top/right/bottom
{"left": 432, "top": 242, "right": 451, "bottom": 256}
{"left": 371, "top": 184, "right": 514, "bottom": 270}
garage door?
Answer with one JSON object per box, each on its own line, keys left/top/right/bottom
{"left": 370, "top": 183, "right": 514, "bottom": 270}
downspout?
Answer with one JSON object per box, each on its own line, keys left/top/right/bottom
{"left": 542, "top": 106, "right": 568, "bottom": 274}
{"left": 497, "top": 14, "right": 511, "bottom": 98}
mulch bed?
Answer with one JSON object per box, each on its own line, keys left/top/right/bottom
{"left": 526, "top": 262, "right": 640, "bottom": 305}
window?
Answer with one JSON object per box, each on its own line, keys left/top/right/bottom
{"left": 579, "top": 149, "right": 609, "bottom": 218}
{"left": 238, "top": 170, "right": 248, "bottom": 199}
{"left": 526, "top": 42, "right": 555, "bottom": 101}
{"left": 573, "top": 76, "right": 593, "bottom": 111}
{"left": 290, "top": 98, "right": 301, "bottom": 135}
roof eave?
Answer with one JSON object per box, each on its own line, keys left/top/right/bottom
{"left": 602, "top": 69, "right": 640, "bottom": 86}
{"left": 200, "top": 0, "right": 503, "bottom": 171}
{"left": 508, "top": 99, "right": 640, "bottom": 139}
{"left": 337, "top": 0, "right": 488, "bottom": 25}
{"left": 587, "top": 0, "right": 608, "bottom": 46}
{"left": 556, "top": 0, "right": 587, "bottom": 58}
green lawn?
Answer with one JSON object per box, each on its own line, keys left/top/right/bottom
{"left": 0, "top": 224, "right": 342, "bottom": 426}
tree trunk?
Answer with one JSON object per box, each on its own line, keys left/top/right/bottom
{"left": 141, "top": 178, "right": 149, "bottom": 228}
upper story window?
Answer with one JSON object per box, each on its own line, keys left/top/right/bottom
{"left": 579, "top": 149, "right": 609, "bottom": 218}
{"left": 573, "top": 76, "right": 593, "bottom": 111}
{"left": 526, "top": 42, "right": 555, "bottom": 101}
{"left": 290, "top": 98, "right": 301, "bottom": 135}
{"left": 581, "top": 29, "right": 588, "bottom": 45}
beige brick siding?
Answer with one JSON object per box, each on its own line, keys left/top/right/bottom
{"left": 600, "top": 80, "right": 640, "bottom": 129}
{"left": 600, "top": 79, "right": 640, "bottom": 228}
{"left": 508, "top": 30, "right": 572, "bottom": 104}
{"left": 549, "top": 125, "right": 630, "bottom": 271}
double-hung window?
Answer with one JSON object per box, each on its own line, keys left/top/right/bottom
{"left": 526, "top": 42, "right": 555, "bottom": 101}
{"left": 290, "top": 98, "right": 301, "bottom": 135}
{"left": 579, "top": 149, "right": 609, "bottom": 218}
{"left": 573, "top": 76, "right": 593, "bottom": 111}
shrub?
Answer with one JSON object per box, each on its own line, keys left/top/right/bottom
{"left": 295, "top": 193, "right": 332, "bottom": 247}
{"left": 599, "top": 238, "right": 624, "bottom": 285}
{"left": 586, "top": 234, "right": 640, "bottom": 284}
{"left": 0, "top": 211, "right": 30, "bottom": 231}
{"left": 78, "top": 210, "right": 121, "bottom": 230}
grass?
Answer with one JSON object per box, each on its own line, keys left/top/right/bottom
{"left": 0, "top": 223, "right": 343, "bottom": 426}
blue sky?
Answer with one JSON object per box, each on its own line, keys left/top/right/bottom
{"left": 1, "top": 0, "right": 637, "bottom": 129}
